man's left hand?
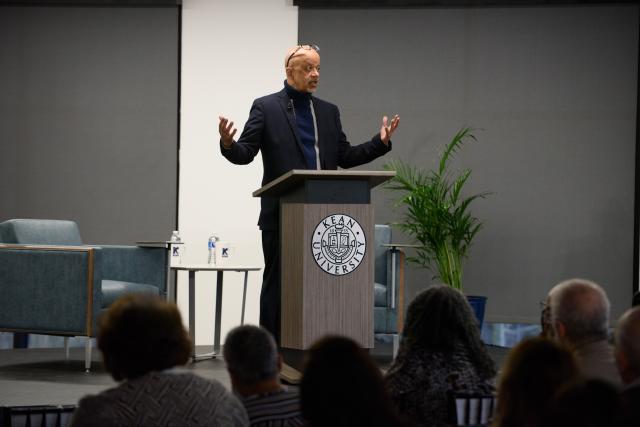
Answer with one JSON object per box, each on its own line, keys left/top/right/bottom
{"left": 380, "top": 115, "right": 400, "bottom": 145}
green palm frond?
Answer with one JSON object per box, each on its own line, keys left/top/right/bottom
{"left": 438, "top": 127, "right": 476, "bottom": 176}
{"left": 383, "top": 127, "right": 490, "bottom": 290}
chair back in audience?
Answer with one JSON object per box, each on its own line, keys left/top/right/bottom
{"left": 0, "top": 405, "right": 76, "bottom": 427}
{"left": 453, "top": 394, "right": 496, "bottom": 427}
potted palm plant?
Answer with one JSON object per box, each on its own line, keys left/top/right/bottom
{"left": 384, "top": 127, "right": 490, "bottom": 326}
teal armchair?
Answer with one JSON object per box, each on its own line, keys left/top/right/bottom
{"left": 373, "top": 224, "right": 405, "bottom": 357}
{"left": 0, "top": 219, "right": 167, "bottom": 370}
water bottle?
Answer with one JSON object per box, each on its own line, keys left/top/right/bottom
{"left": 208, "top": 234, "right": 219, "bottom": 265}
{"left": 170, "top": 230, "right": 182, "bottom": 264}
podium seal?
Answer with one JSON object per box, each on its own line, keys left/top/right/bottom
{"left": 311, "top": 214, "right": 366, "bottom": 276}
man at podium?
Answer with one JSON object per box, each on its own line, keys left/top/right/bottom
{"left": 218, "top": 44, "right": 399, "bottom": 343}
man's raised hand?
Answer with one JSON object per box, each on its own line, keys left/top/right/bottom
{"left": 218, "top": 116, "right": 237, "bottom": 148}
{"left": 380, "top": 115, "right": 400, "bottom": 145}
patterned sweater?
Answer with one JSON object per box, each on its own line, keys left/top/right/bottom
{"left": 70, "top": 368, "right": 249, "bottom": 427}
{"left": 241, "top": 387, "right": 305, "bottom": 427}
{"left": 385, "top": 344, "right": 495, "bottom": 427}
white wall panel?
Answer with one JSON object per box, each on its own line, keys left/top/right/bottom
{"left": 180, "top": 0, "right": 298, "bottom": 346}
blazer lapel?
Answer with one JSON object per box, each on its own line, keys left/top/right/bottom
{"left": 311, "top": 97, "right": 328, "bottom": 169}
{"left": 277, "top": 91, "right": 304, "bottom": 153}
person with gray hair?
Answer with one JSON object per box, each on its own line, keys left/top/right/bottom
{"left": 614, "top": 306, "right": 640, "bottom": 425}
{"left": 546, "top": 278, "right": 621, "bottom": 386}
{"left": 223, "top": 325, "right": 304, "bottom": 427}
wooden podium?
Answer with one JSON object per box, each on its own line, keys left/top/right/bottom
{"left": 253, "top": 170, "right": 395, "bottom": 359}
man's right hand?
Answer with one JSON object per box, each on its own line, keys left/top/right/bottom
{"left": 218, "top": 116, "right": 237, "bottom": 148}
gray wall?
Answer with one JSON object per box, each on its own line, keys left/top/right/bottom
{"left": 0, "top": 5, "right": 179, "bottom": 244}
{"left": 300, "top": 5, "right": 638, "bottom": 323}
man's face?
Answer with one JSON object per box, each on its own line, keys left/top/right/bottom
{"left": 287, "top": 49, "right": 320, "bottom": 93}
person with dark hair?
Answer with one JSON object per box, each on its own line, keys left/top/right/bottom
{"left": 543, "top": 379, "right": 626, "bottom": 427}
{"left": 223, "top": 325, "right": 304, "bottom": 426}
{"left": 546, "top": 278, "right": 622, "bottom": 386}
{"left": 301, "top": 335, "right": 410, "bottom": 427}
{"left": 70, "top": 294, "right": 248, "bottom": 427}
{"left": 384, "top": 285, "right": 496, "bottom": 427}
{"left": 492, "top": 337, "right": 580, "bottom": 427}
{"left": 614, "top": 306, "right": 640, "bottom": 426}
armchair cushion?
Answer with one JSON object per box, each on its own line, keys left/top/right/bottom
{"left": 374, "top": 282, "right": 387, "bottom": 307}
{"left": 101, "top": 280, "right": 160, "bottom": 308}
{"left": 0, "top": 219, "right": 82, "bottom": 246}
{"left": 99, "top": 245, "right": 166, "bottom": 293}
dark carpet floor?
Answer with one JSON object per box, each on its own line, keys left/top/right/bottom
{"left": 0, "top": 343, "right": 509, "bottom": 407}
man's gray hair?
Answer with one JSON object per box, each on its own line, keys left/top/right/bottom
{"left": 223, "top": 325, "right": 279, "bottom": 385}
{"left": 548, "top": 278, "right": 610, "bottom": 342}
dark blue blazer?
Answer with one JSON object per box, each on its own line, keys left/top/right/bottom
{"left": 221, "top": 88, "right": 392, "bottom": 230}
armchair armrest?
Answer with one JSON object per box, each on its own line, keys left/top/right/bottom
{"left": 98, "top": 245, "right": 167, "bottom": 293}
{"left": 0, "top": 244, "right": 102, "bottom": 336}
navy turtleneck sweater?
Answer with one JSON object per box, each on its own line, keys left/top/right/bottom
{"left": 284, "top": 81, "right": 318, "bottom": 170}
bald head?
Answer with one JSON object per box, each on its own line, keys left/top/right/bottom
{"left": 284, "top": 44, "right": 320, "bottom": 68}
{"left": 548, "top": 278, "right": 610, "bottom": 345}
{"left": 284, "top": 45, "right": 320, "bottom": 93}
{"left": 615, "top": 307, "right": 640, "bottom": 383}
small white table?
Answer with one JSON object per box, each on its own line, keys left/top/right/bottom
{"left": 171, "top": 264, "right": 262, "bottom": 361}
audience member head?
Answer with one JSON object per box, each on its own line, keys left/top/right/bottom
{"left": 544, "top": 379, "right": 625, "bottom": 427}
{"left": 615, "top": 306, "right": 640, "bottom": 385}
{"left": 547, "top": 278, "right": 610, "bottom": 346}
{"left": 223, "top": 325, "right": 281, "bottom": 396}
{"left": 97, "top": 294, "right": 191, "bottom": 382}
{"left": 301, "top": 335, "right": 405, "bottom": 427}
{"left": 492, "top": 337, "right": 580, "bottom": 427}
{"left": 401, "top": 284, "right": 495, "bottom": 378}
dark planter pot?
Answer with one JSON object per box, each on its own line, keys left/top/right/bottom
{"left": 466, "top": 295, "right": 487, "bottom": 330}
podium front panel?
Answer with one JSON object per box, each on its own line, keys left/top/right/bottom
{"left": 281, "top": 179, "right": 370, "bottom": 205}
{"left": 281, "top": 203, "right": 374, "bottom": 349}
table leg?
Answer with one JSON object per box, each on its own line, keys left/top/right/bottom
{"left": 241, "top": 271, "right": 248, "bottom": 325}
{"left": 189, "top": 270, "right": 196, "bottom": 361}
{"left": 213, "top": 270, "right": 224, "bottom": 355}
{"left": 165, "top": 248, "right": 173, "bottom": 302}
{"left": 391, "top": 249, "right": 397, "bottom": 309}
